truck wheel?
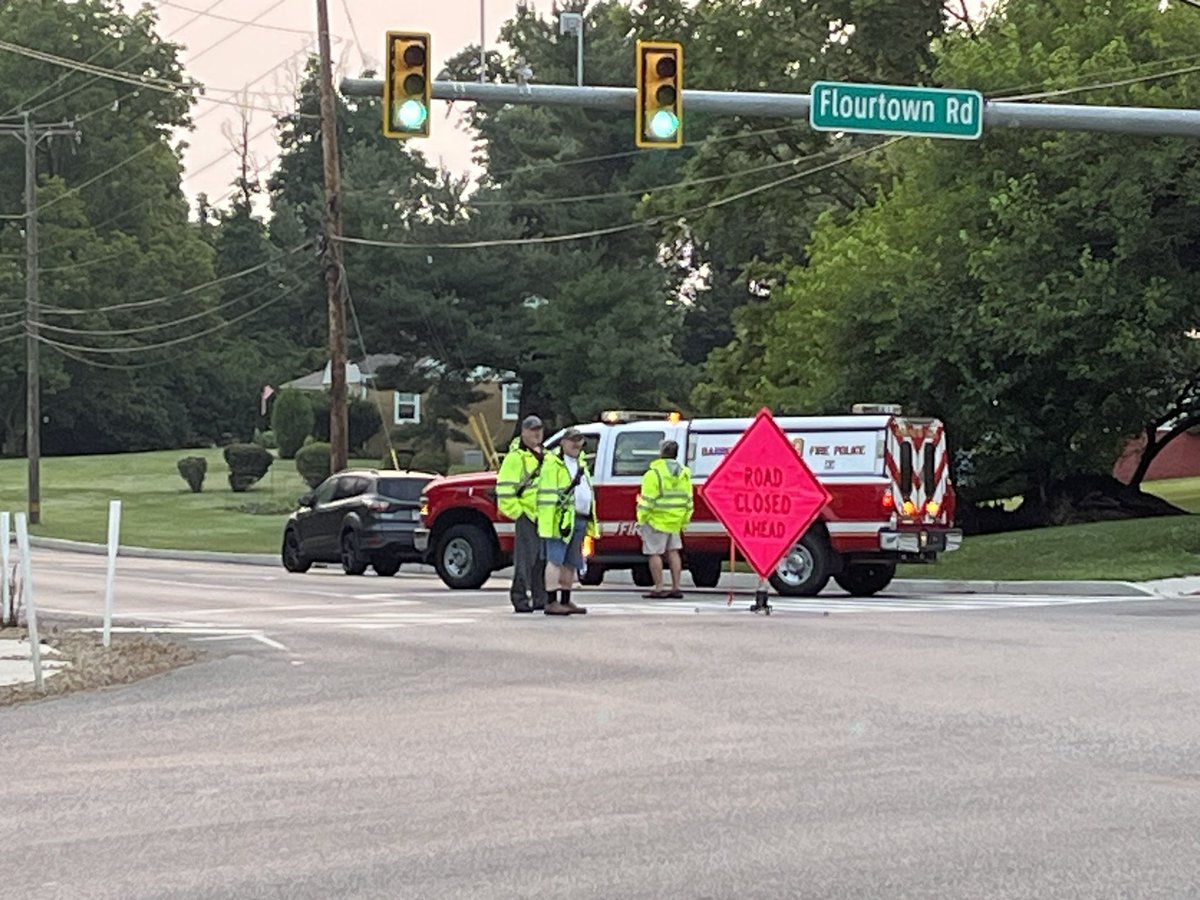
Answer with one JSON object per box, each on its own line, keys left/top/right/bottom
{"left": 689, "top": 556, "right": 722, "bottom": 589}
{"left": 340, "top": 530, "right": 368, "bottom": 576}
{"left": 768, "top": 531, "right": 831, "bottom": 597}
{"left": 579, "top": 564, "right": 605, "bottom": 586}
{"left": 834, "top": 563, "right": 896, "bottom": 597}
{"left": 434, "top": 524, "right": 494, "bottom": 590}
{"left": 631, "top": 564, "right": 654, "bottom": 587}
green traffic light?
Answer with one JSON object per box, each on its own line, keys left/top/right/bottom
{"left": 396, "top": 98, "right": 428, "bottom": 130}
{"left": 649, "top": 109, "right": 679, "bottom": 140}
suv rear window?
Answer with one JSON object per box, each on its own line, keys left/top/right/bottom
{"left": 377, "top": 477, "right": 430, "bottom": 502}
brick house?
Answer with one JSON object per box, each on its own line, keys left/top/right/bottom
{"left": 281, "top": 354, "right": 522, "bottom": 468}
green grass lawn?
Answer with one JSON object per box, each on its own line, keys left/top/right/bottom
{"left": 0, "top": 448, "right": 377, "bottom": 554}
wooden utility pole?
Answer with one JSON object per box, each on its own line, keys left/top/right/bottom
{"left": 0, "top": 113, "right": 76, "bottom": 525}
{"left": 315, "top": 0, "right": 348, "bottom": 473}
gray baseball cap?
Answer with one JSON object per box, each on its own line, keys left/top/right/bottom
{"left": 521, "top": 414, "right": 544, "bottom": 430}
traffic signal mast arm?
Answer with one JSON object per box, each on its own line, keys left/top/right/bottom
{"left": 342, "top": 76, "right": 1200, "bottom": 139}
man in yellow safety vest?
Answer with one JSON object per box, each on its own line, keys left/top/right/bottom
{"left": 636, "top": 440, "right": 693, "bottom": 599}
{"left": 495, "top": 414, "right": 547, "bottom": 613}
{"left": 536, "top": 428, "right": 597, "bottom": 616}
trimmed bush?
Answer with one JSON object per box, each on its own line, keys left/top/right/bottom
{"left": 253, "top": 428, "right": 278, "bottom": 450}
{"left": 296, "top": 441, "right": 332, "bottom": 489}
{"left": 223, "top": 443, "right": 274, "bottom": 492}
{"left": 177, "top": 456, "right": 207, "bottom": 493}
{"left": 272, "top": 389, "right": 314, "bottom": 459}
{"left": 309, "top": 393, "right": 382, "bottom": 453}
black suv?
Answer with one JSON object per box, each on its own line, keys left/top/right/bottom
{"left": 281, "top": 469, "right": 436, "bottom": 576}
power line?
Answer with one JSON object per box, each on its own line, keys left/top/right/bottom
{"left": 32, "top": 276, "right": 309, "bottom": 355}
{"left": 337, "top": 140, "right": 898, "bottom": 252}
{"left": 37, "top": 248, "right": 135, "bottom": 274}
{"left": 40, "top": 240, "right": 313, "bottom": 317}
{"left": 993, "top": 61, "right": 1200, "bottom": 102}
{"left": 154, "top": 0, "right": 320, "bottom": 36}
{"left": 37, "top": 260, "right": 316, "bottom": 337}
{"left": 982, "top": 50, "right": 1200, "bottom": 101}
{"left": 2, "top": 0, "right": 228, "bottom": 116}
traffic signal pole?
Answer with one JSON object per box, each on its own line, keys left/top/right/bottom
{"left": 340, "top": 77, "right": 1200, "bottom": 138}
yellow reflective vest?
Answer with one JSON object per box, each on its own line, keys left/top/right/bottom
{"left": 495, "top": 437, "right": 543, "bottom": 522}
{"left": 536, "top": 450, "right": 599, "bottom": 541}
{"left": 637, "top": 458, "right": 694, "bottom": 533}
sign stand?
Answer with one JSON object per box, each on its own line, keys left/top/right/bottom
{"left": 751, "top": 576, "right": 771, "bottom": 615}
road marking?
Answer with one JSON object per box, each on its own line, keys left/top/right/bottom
{"left": 76, "top": 625, "right": 289, "bottom": 651}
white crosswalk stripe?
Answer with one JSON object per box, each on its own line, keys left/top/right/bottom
{"left": 581, "top": 593, "right": 1149, "bottom": 616}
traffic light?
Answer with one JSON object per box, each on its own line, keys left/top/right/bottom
{"left": 635, "top": 40, "right": 683, "bottom": 149}
{"left": 384, "top": 31, "right": 431, "bottom": 139}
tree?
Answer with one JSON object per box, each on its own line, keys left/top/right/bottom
{"left": 272, "top": 389, "right": 314, "bottom": 459}
{"left": 698, "top": 0, "right": 1200, "bottom": 512}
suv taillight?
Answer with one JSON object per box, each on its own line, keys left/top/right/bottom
{"left": 419, "top": 495, "right": 430, "bottom": 520}
{"left": 365, "top": 499, "right": 392, "bottom": 513}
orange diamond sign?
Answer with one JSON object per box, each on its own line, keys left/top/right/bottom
{"left": 699, "top": 408, "right": 833, "bottom": 579}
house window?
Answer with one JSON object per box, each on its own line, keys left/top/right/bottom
{"left": 394, "top": 392, "right": 421, "bottom": 424}
{"left": 501, "top": 383, "right": 521, "bottom": 421}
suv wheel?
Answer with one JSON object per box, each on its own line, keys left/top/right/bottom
{"left": 579, "top": 564, "right": 605, "bottom": 586}
{"left": 689, "top": 556, "right": 722, "bottom": 589}
{"left": 631, "top": 564, "right": 654, "bottom": 588}
{"left": 340, "top": 530, "right": 368, "bottom": 576}
{"left": 281, "top": 529, "right": 311, "bottom": 574}
{"left": 434, "top": 524, "right": 494, "bottom": 590}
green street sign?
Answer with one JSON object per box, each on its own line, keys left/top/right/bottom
{"left": 809, "top": 81, "right": 984, "bottom": 140}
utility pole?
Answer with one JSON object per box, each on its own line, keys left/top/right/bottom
{"left": 315, "top": 0, "right": 348, "bottom": 473}
{"left": 0, "top": 113, "right": 76, "bottom": 526}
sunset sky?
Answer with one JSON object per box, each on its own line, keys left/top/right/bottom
{"left": 151, "top": 0, "right": 533, "bottom": 208}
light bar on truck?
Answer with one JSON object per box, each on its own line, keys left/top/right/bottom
{"left": 852, "top": 403, "right": 903, "bottom": 415}
{"left": 599, "top": 410, "right": 677, "bottom": 424}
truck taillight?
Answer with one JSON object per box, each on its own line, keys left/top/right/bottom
{"left": 882, "top": 491, "right": 895, "bottom": 511}
{"left": 925, "top": 500, "right": 940, "bottom": 517}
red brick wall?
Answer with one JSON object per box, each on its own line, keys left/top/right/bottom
{"left": 1112, "top": 430, "right": 1200, "bottom": 482}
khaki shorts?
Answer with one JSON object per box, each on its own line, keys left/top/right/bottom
{"left": 641, "top": 526, "right": 682, "bottom": 556}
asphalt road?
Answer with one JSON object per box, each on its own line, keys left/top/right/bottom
{"left": 3, "top": 550, "right": 1199, "bottom": 899}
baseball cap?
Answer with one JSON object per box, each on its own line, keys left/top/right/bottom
{"left": 521, "top": 414, "right": 544, "bottom": 430}
{"left": 561, "top": 427, "right": 585, "bottom": 441}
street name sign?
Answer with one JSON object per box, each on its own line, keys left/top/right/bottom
{"left": 809, "top": 81, "right": 984, "bottom": 140}
{"left": 699, "top": 408, "right": 832, "bottom": 579}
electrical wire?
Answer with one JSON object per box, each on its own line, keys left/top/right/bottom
{"left": 468, "top": 149, "right": 835, "bottom": 208}
{"left": 36, "top": 261, "right": 314, "bottom": 336}
{"left": 2, "top": 0, "right": 228, "bottom": 116}
{"left": 32, "top": 276, "right": 308, "bottom": 355}
{"left": 337, "top": 140, "right": 898, "bottom": 252}
{"left": 39, "top": 240, "right": 313, "bottom": 317}
{"left": 983, "top": 50, "right": 1200, "bottom": 100}
{"left": 154, "top": 1, "right": 319, "bottom": 36}
{"left": 38, "top": 249, "right": 135, "bottom": 274}
{"left": 992, "top": 61, "right": 1200, "bottom": 102}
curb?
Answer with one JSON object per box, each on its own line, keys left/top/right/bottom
{"left": 20, "top": 537, "right": 1173, "bottom": 598}
{"left": 28, "top": 536, "right": 277, "bottom": 568}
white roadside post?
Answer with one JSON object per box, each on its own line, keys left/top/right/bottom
{"left": 1, "top": 511, "right": 10, "bottom": 625}
{"left": 102, "top": 499, "right": 121, "bottom": 648}
{"left": 14, "top": 513, "right": 43, "bottom": 692}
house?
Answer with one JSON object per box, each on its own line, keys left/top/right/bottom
{"left": 280, "top": 354, "right": 522, "bottom": 468}
{"left": 1112, "top": 427, "right": 1200, "bottom": 483}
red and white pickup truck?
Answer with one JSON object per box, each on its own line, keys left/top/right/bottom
{"left": 416, "top": 408, "right": 962, "bottom": 596}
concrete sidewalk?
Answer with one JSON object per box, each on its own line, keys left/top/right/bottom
{"left": 0, "top": 635, "right": 68, "bottom": 689}
{"left": 21, "top": 535, "right": 1200, "bottom": 599}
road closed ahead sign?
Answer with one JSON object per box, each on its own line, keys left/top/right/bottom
{"left": 699, "top": 408, "right": 833, "bottom": 579}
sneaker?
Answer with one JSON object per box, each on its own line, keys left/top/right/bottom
{"left": 512, "top": 600, "right": 533, "bottom": 613}
{"left": 544, "top": 601, "right": 572, "bottom": 616}
{"left": 561, "top": 598, "right": 588, "bottom": 615}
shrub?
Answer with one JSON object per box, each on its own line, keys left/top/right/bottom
{"left": 296, "top": 441, "right": 332, "bottom": 489}
{"left": 272, "top": 389, "right": 314, "bottom": 459}
{"left": 223, "top": 443, "right": 274, "bottom": 492}
{"left": 176, "top": 456, "right": 207, "bottom": 493}
{"left": 309, "top": 394, "right": 382, "bottom": 453}
{"left": 253, "top": 428, "right": 278, "bottom": 450}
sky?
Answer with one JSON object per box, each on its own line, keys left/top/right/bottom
{"left": 150, "top": 0, "right": 530, "bottom": 208}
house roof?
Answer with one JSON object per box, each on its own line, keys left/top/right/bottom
{"left": 282, "top": 354, "right": 515, "bottom": 391}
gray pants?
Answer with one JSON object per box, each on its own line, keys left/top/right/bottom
{"left": 511, "top": 515, "right": 547, "bottom": 607}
